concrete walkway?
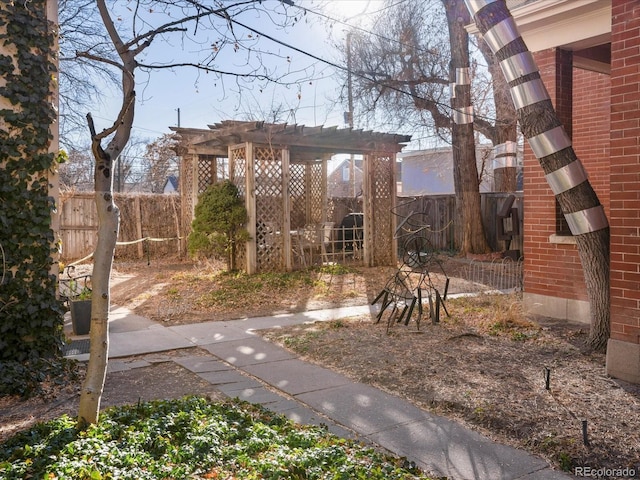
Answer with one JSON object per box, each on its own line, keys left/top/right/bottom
{"left": 64, "top": 306, "right": 573, "bottom": 480}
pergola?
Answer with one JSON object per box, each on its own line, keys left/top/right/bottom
{"left": 172, "top": 120, "right": 411, "bottom": 273}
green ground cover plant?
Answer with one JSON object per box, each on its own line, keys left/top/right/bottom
{"left": 0, "top": 396, "right": 432, "bottom": 479}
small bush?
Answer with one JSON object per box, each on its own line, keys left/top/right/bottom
{"left": 187, "top": 180, "right": 250, "bottom": 270}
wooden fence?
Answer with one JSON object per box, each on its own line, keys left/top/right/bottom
{"left": 393, "top": 193, "right": 523, "bottom": 254}
{"left": 59, "top": 192, "right": 182, "bottom": 262}
{"left": 59, "top": 191, "right": 522, "bottom": 263}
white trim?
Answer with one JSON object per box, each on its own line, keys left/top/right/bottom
{"left": 549, "top": 233, "right": 576, "bottom": 245}
{"left": 467, "top": 0, "right": 611, "bottom": 52}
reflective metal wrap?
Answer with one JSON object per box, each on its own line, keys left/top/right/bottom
{"left": 464, "top": 0, "right": 497, "bottom": 15}
{"left": 528, "top": 126, "right": 571, "bottom": 158}
{"left": 493, "top": 155, "right": 517, "bottom": 169}
{"left": 545, "top": 160, "right": 588, "bottom": 195}
{"left": 450, "top": 82, "right": 456, "bottom": 99}
{"left": 453, "top": 106, "right": 474, "bottom": 124}
{"left": 483, "top": 17, "right": 519, "bottom": 53}
{"left": 565, "top": 205, "right": 608, "bottom": 235}
{"left": 456, "top": 68, "right": 470, "bottom": 85}
{"left": 493, "top": 141, "right": 518, "bottom": 156}
{"left": 501, "top": 51, "right": 538, "bottom": 82}
{"left": 511, "top": 78, "right": 549, "bottom": 109}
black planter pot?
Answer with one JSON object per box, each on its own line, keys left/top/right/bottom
{"left": 70, "top": 300, "right": 91, "bottom": 335}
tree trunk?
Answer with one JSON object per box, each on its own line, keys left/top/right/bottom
{"left": 445, "top": 0, "right": 491, "bottom": 254}
{"left": 76, "top": 1, "right": 137, "bottom": 425}
{"left": 77, "top": 115, "right": 120, "bottom": 425}
{"left": 466, "top": 0, "right": 610, "bottom": 351}
{"left": 476, "top": 38, "right": 518, "bottom": 192}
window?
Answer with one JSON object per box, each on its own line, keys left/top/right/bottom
{"left": 555, "top": 199, "right": 572, "bottom": 236}
{"left": 342, "top": 165, "right": 350, "bottom": 182}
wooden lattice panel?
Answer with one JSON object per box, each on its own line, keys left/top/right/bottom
{"left": 230, "top": 146, "right": 247, "bottom": 197}
{"left": 290, "top": 162, "right": 306, "bottom": 229}
{"left": 254, "top": 146, "right": 284, "bottom": 271}
{"left": 372, "top": 155, "right": 394, "bottom": 265}
{"left": 197, "top": 155, "right": 216, "bottom": 193}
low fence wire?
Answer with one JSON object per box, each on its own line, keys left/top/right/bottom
{"left": 465, "top": 257, "right": 524, "bottom": 293}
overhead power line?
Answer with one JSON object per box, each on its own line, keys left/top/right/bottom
{"left": 205, "top": 3, "right": 455, "bottom": 119}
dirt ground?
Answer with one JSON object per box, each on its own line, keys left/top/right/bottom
{"left": 2, "top": 256, "right": 639, "bottom": 477}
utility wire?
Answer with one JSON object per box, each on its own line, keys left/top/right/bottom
{"left": 201, "top": 3, "right": 456, "bottom": 119}
{"left": 295, "top": 0, "right": 439, "bottom": 57}
{"left": 229, "top": 2, "right": 499, "bottom": 127}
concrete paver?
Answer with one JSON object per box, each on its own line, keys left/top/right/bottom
{"left": 168, "top": 321, "right": 251, "bottom": 345}
{"left": 297, "top": 382, "right": 433, "bottom": 436}
{"left": 201, "top": 337, "right": 297, "bottom": 366}
{"left": 66, "top": 305, "right": 573, "bottom": 480}
{"left": 173, "top": 356, "right": 234, "bottom": 373}
{"left": 108, "top": 327, "right": 194, "bottom": 358}
{"left": 196, "top": 369, "right": 249, "bottom": 386}
{"left": 368, "top": 417, "right": 550, "bottom": 480}
{"left": 243, "top": 358, "right": 352, "bottom": 395}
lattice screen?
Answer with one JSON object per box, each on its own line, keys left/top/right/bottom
{"left": 254, "top": 146, "right": 284, "bottom": 271}
{"left": 290, "top": 162, "right": 306, "bottom": 229}
{"left": 372, "top": 155, "right": 394, "bottom": 265}
{"left": 230, "top": 147, "right": 246, "bottom": 197}
{"left": 230, "top": 146, "right": 247, "bottom": 270}
{"left": 197, "top": 155, "right": 216, "bottom": 193}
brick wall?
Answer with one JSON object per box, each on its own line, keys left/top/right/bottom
{"left": 610, "top": 0, "right": 640, "bottom": 345}
{"left": 523, "top": 49, "right": 611, "bottom": 304}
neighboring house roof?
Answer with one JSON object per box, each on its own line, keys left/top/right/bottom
{"left": 398, "top": 146, "right": 495, "bottom": 196}
{"left": 163, "top": 175, "right": 179, "bottom": 193}
{"left": 330, "top": 158, "right": 363, "bottom": 176}
{"left": 328, "top": 159, "right": 364, "bottom": 198}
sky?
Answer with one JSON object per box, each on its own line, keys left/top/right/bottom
{"left": 84, "top": 1, "right": 387, "bottom": 145}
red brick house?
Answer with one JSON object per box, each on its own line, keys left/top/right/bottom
{"left": 328, "top": 157, "right": 363, "bottom": 198}
{"left": 482, "top": 0, "right": 638, "bottom": 383}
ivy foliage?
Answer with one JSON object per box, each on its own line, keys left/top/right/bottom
{"left": 188, "top": 180, "right": 250, "bottom": 270}
{"left": 0, "top": 1, "right": 67, "bottom": 396}
{"left": 0, "top": 396, "right": 431, "bottom": 479}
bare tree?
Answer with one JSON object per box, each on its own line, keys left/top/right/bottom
{"left": 475, "top": 37, "right": 518, "bottom": 191}
{"left": 444, "top": 0, "right": 491, "bottom": 254}
{"left": 341, "top": 0, "right": 450, "bottom": 137}
{"left": 74, "top": 0, "right": 310, "bottom": 425}
{"left": 142, "top": 134, "right": 180, "bottom": 193}
{"left": 342, "top": 0, "right": 507, "bottom": 253}
{"left": 58, "top": 0, "right": 120, "bottom": 148}
{"left": 465, "top": 0, "right": 610, "bottom": 350}
{"left": 115, "top": 136, "right": 148, "bottom": 192}
{"left": 58, "top": 147, "right": 95, "bottom": 190}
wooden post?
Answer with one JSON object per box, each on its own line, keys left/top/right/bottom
{"left": 134, "top": 196, "right": 143, "bottom": 258}
{"left": 190, "top": 153, "right": 198, "bottom": 219}
{"left": 245, "top": 142, "right": 257, "bottom": 274}
{"left": 363, "top": 153, "right": 373, "bottom": 266}
{"left": 321, "top": 154, "right": 329, "bottom": 223}
{"left": 305, "top": 162, "right": 312, "bottom": 224}
{"left": 390, "top": 152, "right": 398, "bottom": 265}
{"left": 282, "top": 148, "right": 292, "bottom": 271}
{"left": 169, "top": 195, "right": 181, "bottom": 257}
